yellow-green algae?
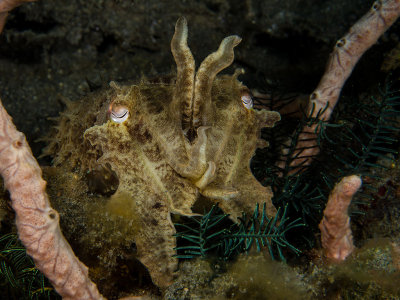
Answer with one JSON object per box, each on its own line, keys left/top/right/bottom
{"left": 164, "top": 240, "right": 400, "bottom": 299}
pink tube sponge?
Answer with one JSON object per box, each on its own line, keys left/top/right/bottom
{"left": 319, "top": 175, "right": 362, "bottom": 261}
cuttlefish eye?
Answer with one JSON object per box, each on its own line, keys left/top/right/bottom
{"left": 109, "top": 103, "right": 129, "bottom": 123}
{"left": 241, "top": 89, "right": 253, "bottom": 110}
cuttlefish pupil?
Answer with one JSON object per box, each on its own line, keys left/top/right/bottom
{"left": 109, "top": 103, "right": 129, "bottom": 123}
{"left": 241, "top": 90, "right": 253, "bottom": 110}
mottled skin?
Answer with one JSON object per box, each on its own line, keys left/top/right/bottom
{"left": 46, "top": 18, "right": 280, "bottom": 288}
{"left": 203, "top": 74, "right": 279, "bottom": 220}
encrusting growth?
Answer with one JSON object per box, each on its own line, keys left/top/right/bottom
{"left": 319, "top": 175, "right": 362, "bottom": 261}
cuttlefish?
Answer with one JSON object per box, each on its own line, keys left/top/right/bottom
{"left": 45, "top": 17, "right": 280, "bottom": 288}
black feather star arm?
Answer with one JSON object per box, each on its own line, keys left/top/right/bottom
{"left": 0, "top": 233, "right": 59, "bottom": 300}
{"left": 251, "top": 102, "right": 329, "bottom": 227}
{"left": 248, "top": 79, "right": 400, "bottom": 252}
{"left": 174, "top": 203, "right": 303, "bottom": 262}
{"left": 319, "top": 84, "right": 400, "bottom": 204}
{"left": 331, "top": 85, "right": 400, "bottom": 177}
{"left": 221, "top": 203, "right": 303, "bottom": 261}
{"left": 173, "top": 205, "right": 230, "bottom": 259}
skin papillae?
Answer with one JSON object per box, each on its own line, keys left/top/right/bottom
{"left": 318, "top": 175, "right": 362, "bottom": 261}
{"left": 0, "top": 1, "right": 399, "bottom": 300}
{"left": 278, "top": 0, "right": 400, "bottom": 174}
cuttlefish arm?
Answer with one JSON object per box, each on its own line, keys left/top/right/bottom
{"left": 170, "top": 16, "right": 195, "bottom": 135}
{"left": 192, "top": 34, "right": 241, "bottom": 130}
{"left": 164, "top": 126, "right": 215, "bottom": 184}
{"left": 168, "top": 17, "right": 242, "bottom": 188}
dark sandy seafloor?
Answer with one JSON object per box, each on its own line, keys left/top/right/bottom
{"left": 0, "top": 0, "right": 382, "bottom": 157}
{"left": 0, "top": 0, "right": 400, "bottom": 299}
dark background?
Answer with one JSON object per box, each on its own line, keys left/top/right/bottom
{"left": 0, "top": 0, "right": 395, "bottom": 158}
